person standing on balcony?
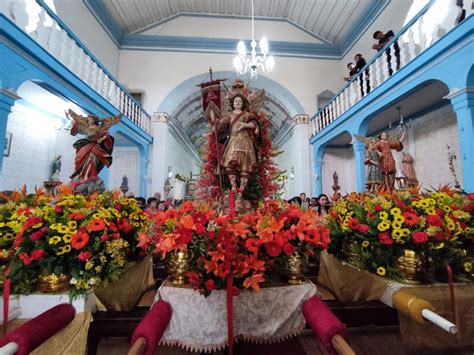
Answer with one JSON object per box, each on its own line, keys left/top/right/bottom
{"left": 343, "top": 62, "right": 357, "bottom": 81}
{"left": 373, "top": 30, "right": 400, "bottom": 74}
{"left": 374, "top": 130, "right": 406, "bottom": 191}
{"left": 354, "top": 54, "right": 370, "bottom": 96}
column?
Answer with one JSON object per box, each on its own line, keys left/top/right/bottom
{"left": 293, "top": 114, "right": 311, "bottom": 196}
{"left": 447, "top": 88, "right": 474, "bottom": 192}
{"left": 138, "top": 144, "right": 149, "bottom": 198}
{"left": 0, "top": 88, "right": 21, "bottom": 176}
{"left": 352, "top": 140, "right": 366, "bottom": 193}
{"left": 150, "top": 112, "right": 169, "bottom": 196}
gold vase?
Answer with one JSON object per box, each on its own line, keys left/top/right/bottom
{"left": 395, "top": 249, "right": 425, "bottom": 284}
{"left": 37, "top": 273, "right": 71, "bottom": 293}
{"left": 168, "top": 251, "right": 189, "bottom": 285}
{"left": 342, "top": 238, "right": 359, "bottom": 265}
{"left": 287, "top": 252, "right": 309, "bottom": 285}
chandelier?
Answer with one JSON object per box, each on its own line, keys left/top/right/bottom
{"left": 233, "top": 0, "right": 274, "bottom": 78}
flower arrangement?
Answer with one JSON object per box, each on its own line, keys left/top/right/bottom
{"left": 175, "top": 173, "right": 188, "bottom": 183}
{"left": 146, "top": 200, "right": 329, "bottom": 296}
{"left": 325, "top": 188, "right": 474, "bottom": 282}
{"left": 5, "top": 187, "right": 151, "bottom": 298}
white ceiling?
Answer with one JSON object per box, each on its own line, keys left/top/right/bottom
{"left": 102, "top": 0, "right": 374, "bottom": 44}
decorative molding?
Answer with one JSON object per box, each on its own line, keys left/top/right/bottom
{"left": 0, "top": 88, "right": 22, "bottom": 100}
{"left": 153, "top": 112, "right": 169, "bottom": 123}
{"left": 444, "top": 86, "right": 474, "bottom": 100}
{"left": 293, "top": 114, "right": 309, "bottom": 125}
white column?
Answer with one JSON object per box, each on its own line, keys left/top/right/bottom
{"left": 150, "top": 112, "right": 169, "bottom": 196}
{"left": 293, "top": 114, "right": 311, "bottom": 196}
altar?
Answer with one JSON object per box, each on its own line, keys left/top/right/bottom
{"left": 154, "top": 280, "right": 317, "bottom": 352}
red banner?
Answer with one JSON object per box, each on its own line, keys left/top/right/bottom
{"left": 199, "top": 80, "right": 221, "bottom": 112}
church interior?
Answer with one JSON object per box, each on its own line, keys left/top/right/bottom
{"left": 0, "top": 0, "right": 473, "bottom": 354}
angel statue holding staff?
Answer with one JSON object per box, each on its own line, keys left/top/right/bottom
{"left": 355, "top": 128, "right": 405, "bottom": 191}
{"left": 65, "top": 109, "right": 122, "bottom": 191}
{"left": 205, "top": 80, "right": 265, "bottom": 201}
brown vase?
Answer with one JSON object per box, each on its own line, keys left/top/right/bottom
{"left": 287, "top": 252, "right": 309, "bottom": 285}
{"left": 37, "top": 273, "right": 71, "bottom": 293}
{"left": 395, "top": 249, "right": 425, "bottom": 284}
{"left": 342, "top": 238, "right": 359, "bottom": 265}
{"left": 168, "top": 251, "right": 189, "bottom": 285}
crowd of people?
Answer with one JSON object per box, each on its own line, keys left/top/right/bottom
{"left": 126, "top": 192, "right": 187, "bottom": 217}
{"left": 287, "top": 192, "right": 332, "bottom": 217}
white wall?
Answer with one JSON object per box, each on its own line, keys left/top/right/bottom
{"left": 108, "top": 146, "right": 140, "bottom": 196}
{"left": 322, "top": 148, "right": 356, "bottom": 196}
{"left": 143, "top": 16, "right": 322, "bottom": 43}
{"left": 0, "top": 103, "right": 76, "bottom": 191}
{"left": 53, "top": 0, "right": 120, "bottom": 76}
{"left": 164, "top": 131, "right": 199, "bottom": 182}
{"left": 118, "top": 51, "right": 341, "bottom": 117}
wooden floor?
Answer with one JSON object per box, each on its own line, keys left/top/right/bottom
{"left": 97, "top": 327, "right": 406, "bottom": 355}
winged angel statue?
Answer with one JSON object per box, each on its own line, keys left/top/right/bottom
{"left": 205, "top": 80, "right": 266, "bottom": 196}
{"left": 65, "top": 109, "right": 121, "bottom": 193}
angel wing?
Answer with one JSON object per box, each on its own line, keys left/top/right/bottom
{"left": 353, "top": 134, "right": 375, "bottom": 146}
{"left": 249, "top": 89, "right": 266, "bottom": 113}
{"left": 66, "top": 109, "right": 88, "bottom": 127}
{"left": 100, "top": 113, "right": 122, "bottom": 133}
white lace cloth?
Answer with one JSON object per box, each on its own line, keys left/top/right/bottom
{"left": 154, "top": 281, "right": 317, "bottom": 353}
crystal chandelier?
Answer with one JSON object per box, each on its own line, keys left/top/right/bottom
{"left": 233, "top": 0, "right": 275, "bottom": 78}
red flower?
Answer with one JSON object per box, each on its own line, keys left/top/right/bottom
{"left": 426, "top": 214, "right": 442, "bottom": 227}
{"left": 19, "top": 253, "right": 31, "bottom": 265}
{"left": 78, "top": 251, "right": 92, "bottom": 261}
{"left": 54, "top": 205, "right": 63, "bottom": 214}
{"left": 68, "top": 212, "right": 86, "bottom": 221}
{"left": 245, "top": 238, "right": 259, "bottom": 253}
{"left": 88, "top": 218, "right": 106, "bottom": 232}
{"left": 194, "top": 223, "right": 206, "bottom": 234}
{"left": 108, "top": 222, "right": 118, "bottom": 233}
{"left": 115, "top": 203, "right": 123, "bottom": 211}
{"left": 31, "top": 249, "right": 45, "bottom": 261}
{"left": 175, "top": 228, "right": 193, "bottom": 245}
{"left": 71, "top": 230, "right": 90, "bottom": 250}
{"left": 117, "top": 218, "right": 132, "bottom": 233}
{"left": 31, "top": 227, "right": 47, "bottom": 241}
{"left": 22, "top": 216, "right": 43, "bottom": 231}
{"left": 348, "top": 218, "right": 359, "bottom": 230}
{"left": 265, "top": 241, "right": 282, "bottom": 257}
{"left": 100, "top": 234, "right": 109, "bottom": 241}
{"left": 283, "top": 243, "right": 295, "bottom": 256}
{"left": 403, "top": 212, "right": 419, "bottom": 226}
{"left": 204, "top": 279, "right": 215, "bottom": 291}
{"left": 412, "top": 231, "right": 428, "bottom": 244}
{"left": 378, "top": 232, "right": 393, "bottom": 245}
{"left": 396, "top": 200, "right": 405, "bottom": 208}
{"left": 358, "top": 224, "right": 369, "bottom": 234}
{"left": 192, "top": 212, "right": 208, "bottom": 225}
{"left": 180, "top": 201, "right": 194, "bottom": 213}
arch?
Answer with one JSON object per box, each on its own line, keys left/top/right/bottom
{"left": 157, "top": 71, "right": 305, "bottom": 117}
{"left": 467, "top": 64, "right": 474, "bottom": 87}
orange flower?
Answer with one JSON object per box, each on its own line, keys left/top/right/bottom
{"left": 228, "top": 222, "right": 249, "bottom": 239}
{"left": 88, "top": 218, "right": 106, "bottom": 232}
{"left": 180, "top": 201, "right": 195, "bottom": 213}
{"left": 243, "top": 273, "right": 265, "bottom": 291}
{"left": 179, "top": 215, "right": 195, "bottom": 230}
{"left": 165, "top": 209, "right": 179, "bottom": 220}
{"left": 71, "top": 230, "right": 90, "bottom": 250}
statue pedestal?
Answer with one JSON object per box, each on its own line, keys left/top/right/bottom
{"left": 43, "top": 180, "right": 62, "bottom": 196}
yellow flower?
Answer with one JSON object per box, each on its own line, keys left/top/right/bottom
{"left": 464, "top": 262, "right": 472, "bottom": 273}
{"left": 95, "top": 265, "right": 103, "bottom": 273}
{"left": 392, "top": 222, "right": 403, "bottom": 229}
{"left": 48, "top": 236, "right": 62, "bottom": 245}
{"left": 377, "top": 267, "right": 386, "bottom": 276}
{"left": 453, "top": 210, "right": 470, "bottom": 220}
{"left": 377, "top": 221, "right": 390, "bottom": 231}
{"left": 393, "top": 215, "right": 405, "bottom": 224}
{"left": 425, "top": 208, "right": 436, "bottom": 215}
{"left": 56, "top": 245, "right": 71, "bottom": 255}
{"left": 0, "top": 249, "right": 9, "bottom": 258}
{"left": 379, "top": 211, "right": 389, "bottom": 220}
{"left": 57, "top": 225, "right": 70, "bottom": 234}
{"left": 92, "top": 213, "right": 101, "bottom": 219}
{"left": 68, "top": 221, "right": 77, "bottom": 229}
{"left": 390, "top": 207, "right": 401, "bottom": 216}
{"left": 362, "top": 240, "right": 370, "bottom": 248}
{"left": 62, "top": 234, "right": 72, "bottom": 243}
{"left": 418, "top": 199, "right": 430, "bottom": 208}
{"left": 85, "top": 261, "right": 94, "bottom": 270}
{"left": 401, "top": 228, "right": 411, "bottom": 237}
{"left": 392, "top": 229, "right": 403, "bottom": 238}
{"left": 445, "top": 218, "right": 456, "bottom": 231}
{"left": 0, "top": 223, "right": 5, "bottom": 228}
{"left": 3, "top": 233, "right": 14, "bottom": 241}
{"left": 433, "top": 243, "right": 445, "bottom": 249}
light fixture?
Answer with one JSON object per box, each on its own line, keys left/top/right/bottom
{"left": 396, "top": 106, "right": 404, "bottom": 127}
{"left": 168, "top": 166, "right": 173, "bottom": 179}
{"left": 233, "top": 0, "right": 274, "bottom": 78}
